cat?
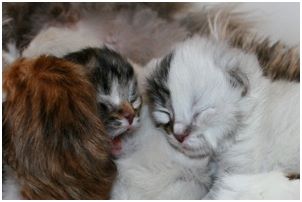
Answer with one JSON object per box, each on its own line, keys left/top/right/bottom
{"left": 145, "top": 35, "right": 299, "bottom": 199}
{"left": 110, "top": 105, "right": 214, "bottom": 199}
{"left": 2, "top": 55, "right": 116, "bottom": 199}
{"left": 19, "top": 23, "right": 143, "bottom": 157}
{"left": 19, "top": 20, "right": 213, "bottom": 199}
{"left": 64, "top": 47, "right": 143, "bottom": 157}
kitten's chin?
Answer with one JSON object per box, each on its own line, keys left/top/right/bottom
{"left": 110, "top": 124, "right": 141, "bottom": 158}
{"left": 111, "top": 136, "right": 123, "bottom": 157}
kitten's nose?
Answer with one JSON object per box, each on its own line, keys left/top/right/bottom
{"left": 120, "top": 102, "right": 135, "bottom": 125}
{"left": 124, "top": 112, "right": 134, "bottom": 125}
{"left": 173, "top": 131, "right": 189, "bottom": 143}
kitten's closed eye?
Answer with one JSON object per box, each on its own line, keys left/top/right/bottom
{"left": 192, "top": 107, "right": 216, "bottom": 125}
{"left": 156, "top": 121, "right": 173, "bottom": 134}
{"left": 152, "top": 110, "right": 171, "bottom": 125}
{"left": 99, "top": 102, "right": 112, "bottom": 112}
{"left": 152, "top": 110, "right": 174, "bottom": 134}
{"left": 193, "top": 106, "right": 216, "bottom": 119}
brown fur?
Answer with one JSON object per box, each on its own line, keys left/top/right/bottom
{"left": 286, "top": 173, "right": 300, "bottom": 180}
{"left": 3, "top": 2, "right": 79, "bottom": 51}
{"left": 229, "top": 34, "right": 299, "bottom": 82}
{"left": 180, "top": 6, "right": 300, "bottom": 81}
{"left": 109, "top": 101, "right": 137, "bottom": 124}
{"left": 3, "top": 3, "right": 299, "bottom": 81}
{"left": 3, "top": 56, "right": 116, "bottom": 199}
{"left": 2, "top": 2, "right": 187, "bottom": 52}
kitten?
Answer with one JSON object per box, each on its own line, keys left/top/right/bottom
{"left": 145, "top": 35, "right": 299, "bottom": 199}
{"left": 64, "top": 47, "right": 142, "bottom": 157}
{"left": 111, "top": 105, "right": 214, "bottom": 199}
{"left": 2, "top": 55, "right": 116, "bottom": 199}
{"left": 20, "top": 23, "right": 143, "bottom": 157}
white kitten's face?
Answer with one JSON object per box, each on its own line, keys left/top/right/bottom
{"left": 147, "top": 37, "right": 250, "bottom": 158}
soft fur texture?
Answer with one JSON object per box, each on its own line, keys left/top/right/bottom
{"left": 205, "top": 171, "right": 300, "bottom": 200}
{"left": 22, "top": 24, "right": 103, "bottom": 58}
{"left": 179, "top": 4, "right": 300, "bottom": 81}
{"left": 111, "top": 106, "right": 213, "bottom": 199}
{"left": 145, "top": 35, "right": 299, "bottom": 199}
{"left": 3, "top": 3, "right": 300, "bottom": 200}
{"left": 64, "top": 47, "right": 142, "bottom": 157}
{"left": 21, "top": 24, "right": 143, "bottom": 157}
{"left": 14, "top": 3, "right": 299, "bottom": 79}
{"left": 3, "top": 56, "right": 116, "bottom": 199}
{"left": 3, "top": 3, "right": 187, "bottom": 57}
{"left": 2, "top": 2, "right": 79, "bottom": 51}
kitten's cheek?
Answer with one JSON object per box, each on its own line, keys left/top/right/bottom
{"left": 182, "top": 136, "right": 200, "bottom": 148}
{"left": 132, "top": 117, "right": 140, "bottom": 128}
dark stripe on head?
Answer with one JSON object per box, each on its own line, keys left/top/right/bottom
{"left": 64, "top": 47, "right": 135, "bottom": 95}
{"left": 146, "top": 52, "right": 173, "bottom": 108}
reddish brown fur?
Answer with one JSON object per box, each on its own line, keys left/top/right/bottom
{"left": 3, "top": 56, "right": 116, "bottom": 199}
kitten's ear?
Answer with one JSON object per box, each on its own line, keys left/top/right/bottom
{"left": 63, "top": 51, "right": 82, "bottom": 64}
{"left": 139, "top": 58, "right": 162, "bottom": 94}
{"left": 64, "top": 49, "right": 99, "bottom": 73}
{"left": 227, "top": 67, "right": 249, "bottom": 96}
{"left": 218, "top": 49, "right": 257, "bottom": 97}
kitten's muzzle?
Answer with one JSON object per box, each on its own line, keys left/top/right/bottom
{"left": 173, "top": 130, "right": 190, "bottom": 143}
{"left": 124, "top": 112, "right": 134, "bottom": 125}
{"left": 119, "top": 101, "right": 135, "bottom": 125}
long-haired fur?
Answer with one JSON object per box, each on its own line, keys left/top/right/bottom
{"left": 179, "top": 5, "right": 299, "bottom": 81}
{"left": 3, "top": 3, "right": 299, "bottom": 78}
{"left": 2, "top": 2, "right": 79, "bottom": 51}
{"left": 3, "top": 56, "right": 116, "bottom": 199}
{"left": 2, "top": 2, "right": 187, "bottom": 53}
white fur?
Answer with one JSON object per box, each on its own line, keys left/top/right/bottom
{"left": 206, "top": 171, "right": 300, "bottom": 200}
{"left": 2, "top": 42, "right": 20, "bottom": 102}
{"left": 22, "top": 22, "right": 103, "bottom": 58}
{"left": 2, "top": 42, "right": 20, "bottom": 67}
{"left": 132, "top": 97, "right": 142, "bottom": 109}
{"left": 2, "top": 166, "right": 22, "bottom": 200}
{"left": 111, "top": 106, "right": 213, "bottom": 199}
{"left": 146, "top": 35, "right": 299, "bottom": 199}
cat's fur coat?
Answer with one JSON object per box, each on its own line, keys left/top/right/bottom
{"left": 111, "top": 106, "right": 214, "bottom": 199}
{"left": 145, "top": 35, "right": 299, "bottom": 199}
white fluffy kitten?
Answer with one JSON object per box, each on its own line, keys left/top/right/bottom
{"left": 145, "top": 35, "right": 299, "bottom": 199}
{"left": 111, "top": 105, "right": 213, "bottom": 199}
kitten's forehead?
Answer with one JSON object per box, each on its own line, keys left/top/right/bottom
{"left": 148, "top": 37, "right": 232, "bottom": 123}
{"left": 93, "top": 48, "right": 135, "bottom": 92}
{"left": 166, "top": 37, "right": 228, "bottom": 122}
{"left": 97, "top": 78, "right": 137, "bottom": 106}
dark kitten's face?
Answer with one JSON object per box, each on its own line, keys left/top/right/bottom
{"left": 64, "top": 48, "right": 142, "bottom": 156}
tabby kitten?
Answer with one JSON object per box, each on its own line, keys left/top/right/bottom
{"left": 64, "top": 47, "right": 142, "bottom": 157}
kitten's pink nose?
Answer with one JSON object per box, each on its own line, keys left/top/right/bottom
{"left": 124, "top": 112, "right": 134, "bottom": 125}
{"left": 120, "top": 102, "right": 135, "bottom": 125}
{"left": 173, "top": 132, "right": 189, "bottom": 143}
